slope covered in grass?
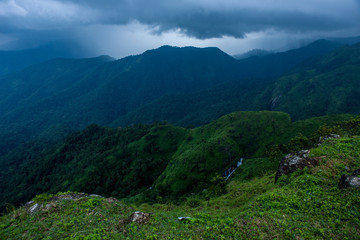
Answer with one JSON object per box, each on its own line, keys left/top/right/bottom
{"left": 1, "top": 134, "right": 359, "bottom": 239}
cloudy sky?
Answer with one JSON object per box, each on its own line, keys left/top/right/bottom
{"left": 0, "top": 0, "right": 359, "bottom": 58}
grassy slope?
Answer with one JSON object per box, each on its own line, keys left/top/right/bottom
{"left": 0, "top": 112, "right": 353, "bottom": 212}
{"left": 152, "top": 112, "right": 353, "bottom": 198}
{"left": 1, "top": 136, "right": 359, "bottom": 239}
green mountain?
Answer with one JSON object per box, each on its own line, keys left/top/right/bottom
{"left": 117, "top": 41, "right": 360, "bottom": 127}
{"left": 1, "top": 120, "right": 359, "bottom": 239}
{"left": 235, "top": 39, "right": 341, "bottom": 79}
{"left": 265, "top": 43, "right": 360, "bottom": 119}
{"left": 0, "top": 110, "right": 352, "bottom": 211}
{"left": 0, "top": 55, "right": 114, "bottom": 156}
{"left": 0, "top": 46, "right": 242, "bottom": 154}
{"left": 0, "top": 39, "right": 344, "bottom": 158}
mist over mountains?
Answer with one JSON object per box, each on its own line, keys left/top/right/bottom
{"left": 0, "top": 41, "right": 92, "bottom": 76}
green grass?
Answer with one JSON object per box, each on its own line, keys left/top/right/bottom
{"left": 1, "top": 136, "right": 359, "bottom": 239}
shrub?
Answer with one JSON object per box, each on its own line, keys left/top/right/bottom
{"left": 33, "top": 193, "right": 53, "bottom": 203}
{"left": 186, "top": 198, "right": 202, "bottom": 208}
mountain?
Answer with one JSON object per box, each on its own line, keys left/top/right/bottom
{"left": 115, "top": 41, "right": 360, "bottom": 127}
{"left": 0, "top": 39, "right": 345, "bottom": 157}
{"left": 0, "top": 110, "right": 352, "bottom": 211}
{"left": 0, "top": 46, "right": 244, "bottom": 155}
{"left": 235, "top": 39, "right": 341, "bottom": 79}
{"left": 0, "top": 41, "right": 92, "bottom": 76}
{"left": 233, "top": 49, "right": 272, "bottom": 59}
{"left": 264, "top": 43, "right": 360, "bottom": 119}
{"left": 328, "top": 35, "right": 360, "bottom": 45}
{"left": 0, "top": 55, "right": 114, "bottom": 156}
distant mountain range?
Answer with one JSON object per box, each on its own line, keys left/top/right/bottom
{"left": 119, "top": 41, "right": 360, "bottom": 126}
{"left": 0, "top": 38, "right": 359, "bottom": 157}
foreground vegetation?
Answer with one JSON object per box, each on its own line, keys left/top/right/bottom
{"left": 1, "top": 132, "right": 359, "bottom": 239}
{"left": 0, "top": 111, "right": 352, "bottom": 211}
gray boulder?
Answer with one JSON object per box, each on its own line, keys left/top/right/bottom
{"left": 128, "top": 211, "right": 151, "bottom": 224}
{"left": 275, "top": 150, "right": 323, "bottom": 183}
{"left": 338, "top": 168, "right": 360, "bottom": 189}
{"left": 26, "top": 203, "right": 42, "bottom": 214}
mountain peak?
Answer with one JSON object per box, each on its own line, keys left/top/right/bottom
{"left": 144, "top": 45, "right": 227, "bottom": 56}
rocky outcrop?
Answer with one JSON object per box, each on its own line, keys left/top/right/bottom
{"left": 275, "top": 150, "right": 323, "bottom": 183}
{"left": 118, "top": 211, "right": 151, "bottom": 229}
{"left": 317, "top": 134, "right": 341, "bottom": 146}
{"left": 338, "top": 168, "right": 360, "bottom": 189}
{"left": 29, "top": 203, "right": 42, "bottom": 214}
{"left": 128, "top": 211, "right": 151, "bottom": 224}
{"left": 25, "top": 192, "right": 107, "bottom": 214}
{"left": 50, "top": 192, "right": 90, "bottom": 202}
{"left": 275, "top": 134, "right": 341, "bottom": 183}
{"left": 25, "top": 201, "right": 42, "bottom": 214}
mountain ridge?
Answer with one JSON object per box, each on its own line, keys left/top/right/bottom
{"left": 0, "top": 39, "right": 355, "bottom": 157}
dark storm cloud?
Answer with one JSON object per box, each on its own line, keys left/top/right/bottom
{"left": 82, "top": 0, "right": 360, "bottom": 39}
{"left": 0, "top": 0, "right": 359, "bottom": 54}
{"left": 143, "top": 8, "right": 353, "bottom": 39}
{"left": 1, "top": 0, "right": 359, "bottom": 39}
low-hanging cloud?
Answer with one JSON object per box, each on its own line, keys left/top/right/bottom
{"left": 0, "top": 0, "right": 359, "bottom": 54}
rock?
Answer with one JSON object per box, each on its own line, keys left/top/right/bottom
{"left": 50, "top": 192, "right": 88, "bottom": 201}
{"left": 89, "top": 194, "right": 103, "bottom": 198}
{"left": 275, "top": 150, "right": 323, "bottom": 183}
{"left": 339, "top": 175, "right": 360, "bottom": 188}
{"left": 105, "top": 197, "right": 119, "bottom": 203}
{"left": 25, "top": 201, "right": 42, "bottom": 214}
{"left": 29, "top": 203, "right": 42, "bottom": 214}
{"left": 318, "top": 134, "right": 341, "bottom": 145}
{"left": 43, "top": 202, "right": 57, "bottom": 211}
{"left": 323, "top": 134, "right": 341, "bottom": 140}
{"left": 128, "top": 211, "right": 150, "bottom": 224}
{"left": 338, "top": 168, "right": 360, "bottom": 189}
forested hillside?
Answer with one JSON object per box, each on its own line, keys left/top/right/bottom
{"left": 266, "top": 43, "right": 360, "bottom": 118}
{"left": 0, "top": 40, "right": 348, "bottom": 157}
{"left": 0, "top": 110, "right": 352, "bottom": 211}
{"left": 116, "top": 42, "right": 360, "bottom": 126}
